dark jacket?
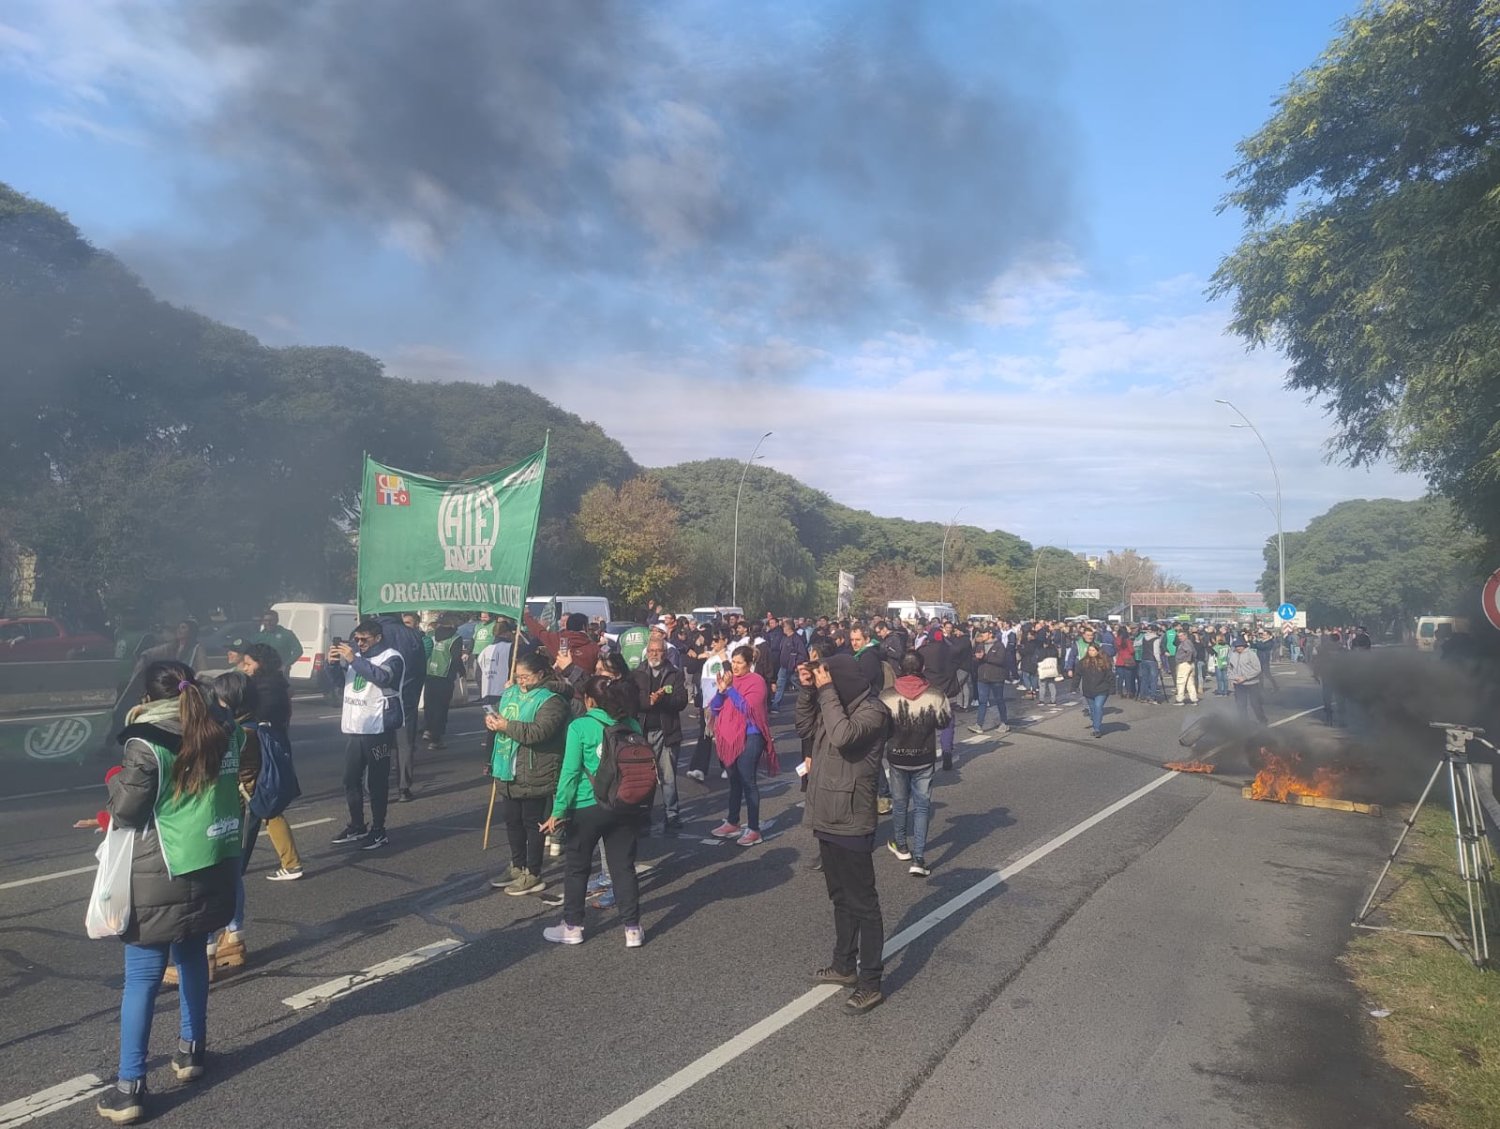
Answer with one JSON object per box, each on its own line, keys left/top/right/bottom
{"left": 376, "top": 615, "right": 426, "bottom": 726}
{"left": 1079, "top": 659, "right": 1115, "bottom": 698}
{"left": 975, "top": 640, "right": 1012, "bottom": 684}
{"left": 917, "top": 637, "right": 958, "bottom": 698}
{"left": 879, "top": 630, "right": 906, "bottom": 666}
{"left": 880, "top": 679, "right": 950, "bottom": 770}
{"left": 631, "top": 661, "right": 688, "bottom": 746}
{"left": 777, "top": 630, "right": 809, "bottom": 672}
{"left": 796, "top": 683, "right": 888, "bottom": 838}
{"left": 250, "top": 670, "right": 293, "bottom": 730}
{"left": 108, "top": 717, "right": 237, "bottom": 946}
{"left": 499, "top": 675, "right": 573, "bottom": 801}
{"left": 852, "top": 645, "right": 885, "bottom": 696}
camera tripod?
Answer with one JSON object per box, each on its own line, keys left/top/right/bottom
{"left": 1352, "top": 722, "right": 1496, "bottom": 967}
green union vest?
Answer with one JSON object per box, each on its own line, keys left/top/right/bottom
{"left": 148, "top": 727, "right": 244, "bottom": 878}
{"left": 472, "top": 621, "right": 496, "bottom": 657}
{"left": 427, "top": 636, "right": 457, "bottom": 678}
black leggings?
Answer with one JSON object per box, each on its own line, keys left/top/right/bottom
{"left": 504, "top": 793, "right": 550, "bottom": 874}
{"left": 344, "top": 731, "right": 394, "bottom": 832}
{"left": 564, "top": 805, "right": 641, "bottom": 928}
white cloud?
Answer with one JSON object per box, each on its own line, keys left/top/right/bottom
{"left": 385, "top": 274, "right": 1427, "bottom": 593}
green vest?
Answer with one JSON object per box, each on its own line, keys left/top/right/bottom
{"left": 427, "top": 636, "right": 456, "bottom": 678}
{"left": 490, "top": 685, "right": 556, "bottom": 781}
{"left": 149, "top": 728, "right": 244, "bottom": 878}
{"left": 473, "top": 621, "right": 496, "bottom": 656}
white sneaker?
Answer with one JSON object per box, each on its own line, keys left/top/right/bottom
{"left": 266, "top": 868, "right": 304, "bottom": 882}
{"left": 624, "top": 926, "right": 645, "bottom": 949}
{"left": 686, "top": 769, "right": 705, "bottom": 782}
{"left": 542, "top": 922, "right": 584, "bottom": 945}
{"left": 967, "top": 725, "right": 983, "bottom": 735}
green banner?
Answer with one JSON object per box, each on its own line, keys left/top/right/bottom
{"left": 618, "top": 626, "right": 650, "bottom": 670}
{"left": 357, "top": 444, "right": 548, "bottom": 620}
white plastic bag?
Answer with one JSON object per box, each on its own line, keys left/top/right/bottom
{"left": 85, "top": 826, "right": 136, "bottom": 939}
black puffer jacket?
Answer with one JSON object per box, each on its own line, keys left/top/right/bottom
{"left": 498, "top": 675, "right": 574, "bottom": 801}
{"left": 108, "top": 715, "right": 237, "bottom": 946}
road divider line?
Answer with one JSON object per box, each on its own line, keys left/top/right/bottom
{"left": 0, "top": 865, "right": 96, "bottom": 891}
{"left": 0, "top": 1073, "right": 109, "bottom": 1128}
{"left": 587, "top": 765, "right": 1190, "bottom": 1129}
{"left": 281, "top": 938, "right": 466, "bottom": 1011}
{"left": 288, "top": 816, "right": 334, "bottom": 830}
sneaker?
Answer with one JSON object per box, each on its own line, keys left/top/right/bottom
{"left": 812, "top": 966, "right": 857, "bottom": 986}
{"left": 845, "top": 986, "right": 884, "bottom": 1013}
{"left": 994, "top": 723, "right": 1011, "bottom": 736}
{"left": 542, "top": 922, "right": 584, "bottom": 945}
{"left": 721, "top": 769, "right": 730, "bottom": 780}
{"left": 398, "top": 789, "right": 414, "bottom": 802}
{"left": 887, "top": 839, "right": 912, "bottom": 861}
{"left": 170, "top": 1039, "right": 205, "bottom": 1082}
{"left": 967, "top": 724, "right": 983, "bottom": 735}
{"left": 330, "top": 825, "right": 368, "bottom": 845}
{"left": 909, "top": 858, "right": 931, "bottom": 877}
{"left": 665, "top": 815, "right": 683, "bottom": 832}
{"left": 624, "top": 925, "right": 645, "bottom": 948}
{"left": 686, "top": 769, "right": 706, "bottom": 782}
{"left": 97, "top": 1079, "right": 146, "bottom": 1124}
{"left": 586, "top": 871, "right": 613, "bottom": 893}
{"left": 540, "top": 891, "right": 565, "bottom": 907}
{"left": 710, "top": 821, "right": 742, "bottom": 839}
{"left": 737, "top": 829, "right": 763, "bottom": 847}
{"left": 360, "top": 830, "right": 389, "bottom": 851}
{"left": 1093, "top": 730, "right": 1104, "bottom": 739}
{"left": 266, "top": 868, "right": 303, "bottom": 882}
{"left": 588, "top": 887, "right": 617, "bottom": 910}
{"left": 877, "top": 797, "right": 893, "bottom": 815}
{"left": 506, "top": 869, "right": 546, "bottom": 896}
{"left": 490, "top": 864, "right": 523, "bottom": 890}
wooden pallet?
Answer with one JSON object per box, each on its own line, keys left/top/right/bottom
{"left": 1241, "top": 787, "right": 1382, "bottom": 816}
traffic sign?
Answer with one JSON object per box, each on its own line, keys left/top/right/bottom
{"left": 1071, "top": 588, "right": 1101, "bottom": 600}
{"left": 1277, "top": 603, "right": 1297, "bottom": 621}
{"left": 1482, "top": 567, "right": 1500, "bottom": 631}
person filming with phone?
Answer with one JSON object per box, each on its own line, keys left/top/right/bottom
{"left": 326, "top": 620, "right": 405, "bottom": 851}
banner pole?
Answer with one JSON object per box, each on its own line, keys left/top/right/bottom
{"left": 482, "top": 777, "right": 497, "bottom": 850}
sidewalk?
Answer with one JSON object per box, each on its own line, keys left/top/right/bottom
{"left": 891, "top": 769, "right": 1418, "bottom": 1129}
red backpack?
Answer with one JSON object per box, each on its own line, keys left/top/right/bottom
{"left": 584, "top": 722, "right": 658, "bottom": 814}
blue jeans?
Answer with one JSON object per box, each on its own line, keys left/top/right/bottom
{"left": 229, "top": 866, "right": 245, "bottom": 933}
{"left": 1088, "top": 693, "right": 1108, "bottom": 734}
{"left": 119, "top": 934, "right": 211, "bottom": 1080}
{"left": 727, "top": 733, "right": 764, "bottom": 831}
{"left": 888, "top": 763, "right": 934, "bottom": 858}
{"left": 975, "top": 681, "right": 1007, "bottom": 728}
{"left": 1115, "top": 666, "right": 1137, "bottom": 697}
{"left": 939, "top": 708, "right": 956, "bottom": 757}
{"left": 1215, "top": 665, "right": 1229, "bottom": 695}
{"left": 1138, "top": 660, "right": 1160, "bottom": 700}
{"left": 772, "top": 668, "right": 792, "bottom": 710}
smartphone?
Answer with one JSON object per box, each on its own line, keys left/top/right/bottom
{"left": 482, "top": 704, "right": 497, "bottom": 715}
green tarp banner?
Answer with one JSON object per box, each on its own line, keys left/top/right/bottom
{"left": 618, "top": 626, "right": 650, "bottom": 670}
{"left": 357, "top": 443, "right": 548, "bottom": 620}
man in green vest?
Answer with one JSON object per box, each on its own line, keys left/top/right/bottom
{"left": 422, "top": 620, "right": 460, "bottom": 759}
{"left": 254, "top": 609, "right": 304, "bottom": 668}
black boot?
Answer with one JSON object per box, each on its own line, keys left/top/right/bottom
{"left": 171, "top": 1037, "right": 206, "bottom": 1081}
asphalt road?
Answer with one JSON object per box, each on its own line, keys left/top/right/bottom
{"left": 0, "top": 666, "right": 1413, "bottom": 1129}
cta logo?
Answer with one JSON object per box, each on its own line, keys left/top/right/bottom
{"left": 25, "top": 716, "right": 94, "bottom": 760}
{"left": 438, "top": 483, "right": 500, "bottom": 573}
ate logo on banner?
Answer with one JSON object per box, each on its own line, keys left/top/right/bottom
{"left": 375, "top": 473, "right": 410, "bottom": 506}
{"left": 438, "top": 483, "right": 501, "bottom": 573}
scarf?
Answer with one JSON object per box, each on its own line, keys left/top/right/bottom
{"left": 126, "top": 697, "right": 183, "bottom": 730}
{"left": 713, "top": 671, "right": 778, "bottom": 775}
{"left": 490, "top": 683, "right": 555, "bottom": 781}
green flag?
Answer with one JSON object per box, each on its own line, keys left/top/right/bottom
{"left": 357, "top": 444, "right": 547, "bottom": 620}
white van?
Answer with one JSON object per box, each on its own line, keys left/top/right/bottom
{"left": 273, "top": 602, "right": 359, "bottom": 691}
{"left": 691, "top": 606, "right": 744, "bottom": 623}
{"left": 887, "top": 600, "right": 957, "bottom": 623}
{"left": 526, "top": 596, "right": 612, "bottom": 629}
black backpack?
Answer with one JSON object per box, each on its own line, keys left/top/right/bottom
{"left": 584, "top": 722, "right": 657, "bottom": 814}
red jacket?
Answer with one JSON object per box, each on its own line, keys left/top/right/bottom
{"left": 524, "top": 614, "right": 600, "bottom": 675}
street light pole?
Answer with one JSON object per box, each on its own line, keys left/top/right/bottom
{"left": 1216, "top": 399, "right": 1286, "bottom": 609}
{"left": 732, "top": 431, "right": 773, "bottom": 609}
{"left": 940, "top": 506, "right": 966, "bottom": 604}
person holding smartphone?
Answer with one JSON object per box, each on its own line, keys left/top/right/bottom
{"left": 327, "top": 620, "right": 404, "bottom": 850}
{"left": 632, "top": 636, "right": 688, "bottom": 832}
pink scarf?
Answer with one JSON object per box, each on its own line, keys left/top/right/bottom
{"left": 713, "top": 672, "right": 779, "bottom": 775}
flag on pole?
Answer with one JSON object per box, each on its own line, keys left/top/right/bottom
{"left": 357, "top": 442, "right": 548, "bottom": 620}
{"left": 837, "top": 570, "right": 855, "bottom": 617}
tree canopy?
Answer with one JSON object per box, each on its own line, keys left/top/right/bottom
{"left": 1260, "top": 497, "right": 1481, "bottom": 628}
{"left": 1214, "top": 0, "right": 1500, "bottom": 557}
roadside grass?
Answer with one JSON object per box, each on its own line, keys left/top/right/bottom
{"left": 1342, "top": 805, "right": 1500, "bottom": 1129}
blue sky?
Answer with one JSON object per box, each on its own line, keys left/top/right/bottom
{"left": 0, "top": 0, "right": 1425, "bottom": 593}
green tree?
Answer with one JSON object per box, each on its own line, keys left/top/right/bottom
{"left": 575, "top": 476, "right": 683, "bottom": 611}
{"left": 1214, "top": 0, "right": 1500, "bottom": 555}
{"left": 1262, "top": 497, "right": 1480, "bottom": 628}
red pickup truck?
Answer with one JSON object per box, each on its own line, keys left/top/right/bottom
{"left": 0, "top": 617, "right": 113, "bottom": 662}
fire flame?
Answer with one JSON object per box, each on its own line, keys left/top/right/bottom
{"left": 1163, "top": 760, "right": 1216, "bottom": 774}
{"left": 1248, "top": 748, "right": 1344, "bottom": 802}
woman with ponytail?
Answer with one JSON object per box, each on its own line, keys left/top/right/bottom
{"left": 96, "top": 661, "right": 241, "bottom": 1124}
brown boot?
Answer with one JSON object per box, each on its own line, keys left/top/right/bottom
{"left": 161, "top": 962, "right": 179, "bottom": 989}
{"left": 214, "top": 930, "right": 246, "bottom": 971}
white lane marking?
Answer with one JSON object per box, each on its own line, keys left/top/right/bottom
{"left": 288, "top": 817, "right": 334, "bottom": 830}
{"left": 0, "top": 1073, "right": 109, "bottom": 1128}
{"left": 0, "top": 866, "right": 96, "bottom": 891}
{"left": 586, "top": 700, "right": 1327, "bottom": 1129}
{"left": 281, "top": 938, "right": 466, "bottom": 1010}
{"left": 0, "top": 785, "right": 99, "bottom": 804}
